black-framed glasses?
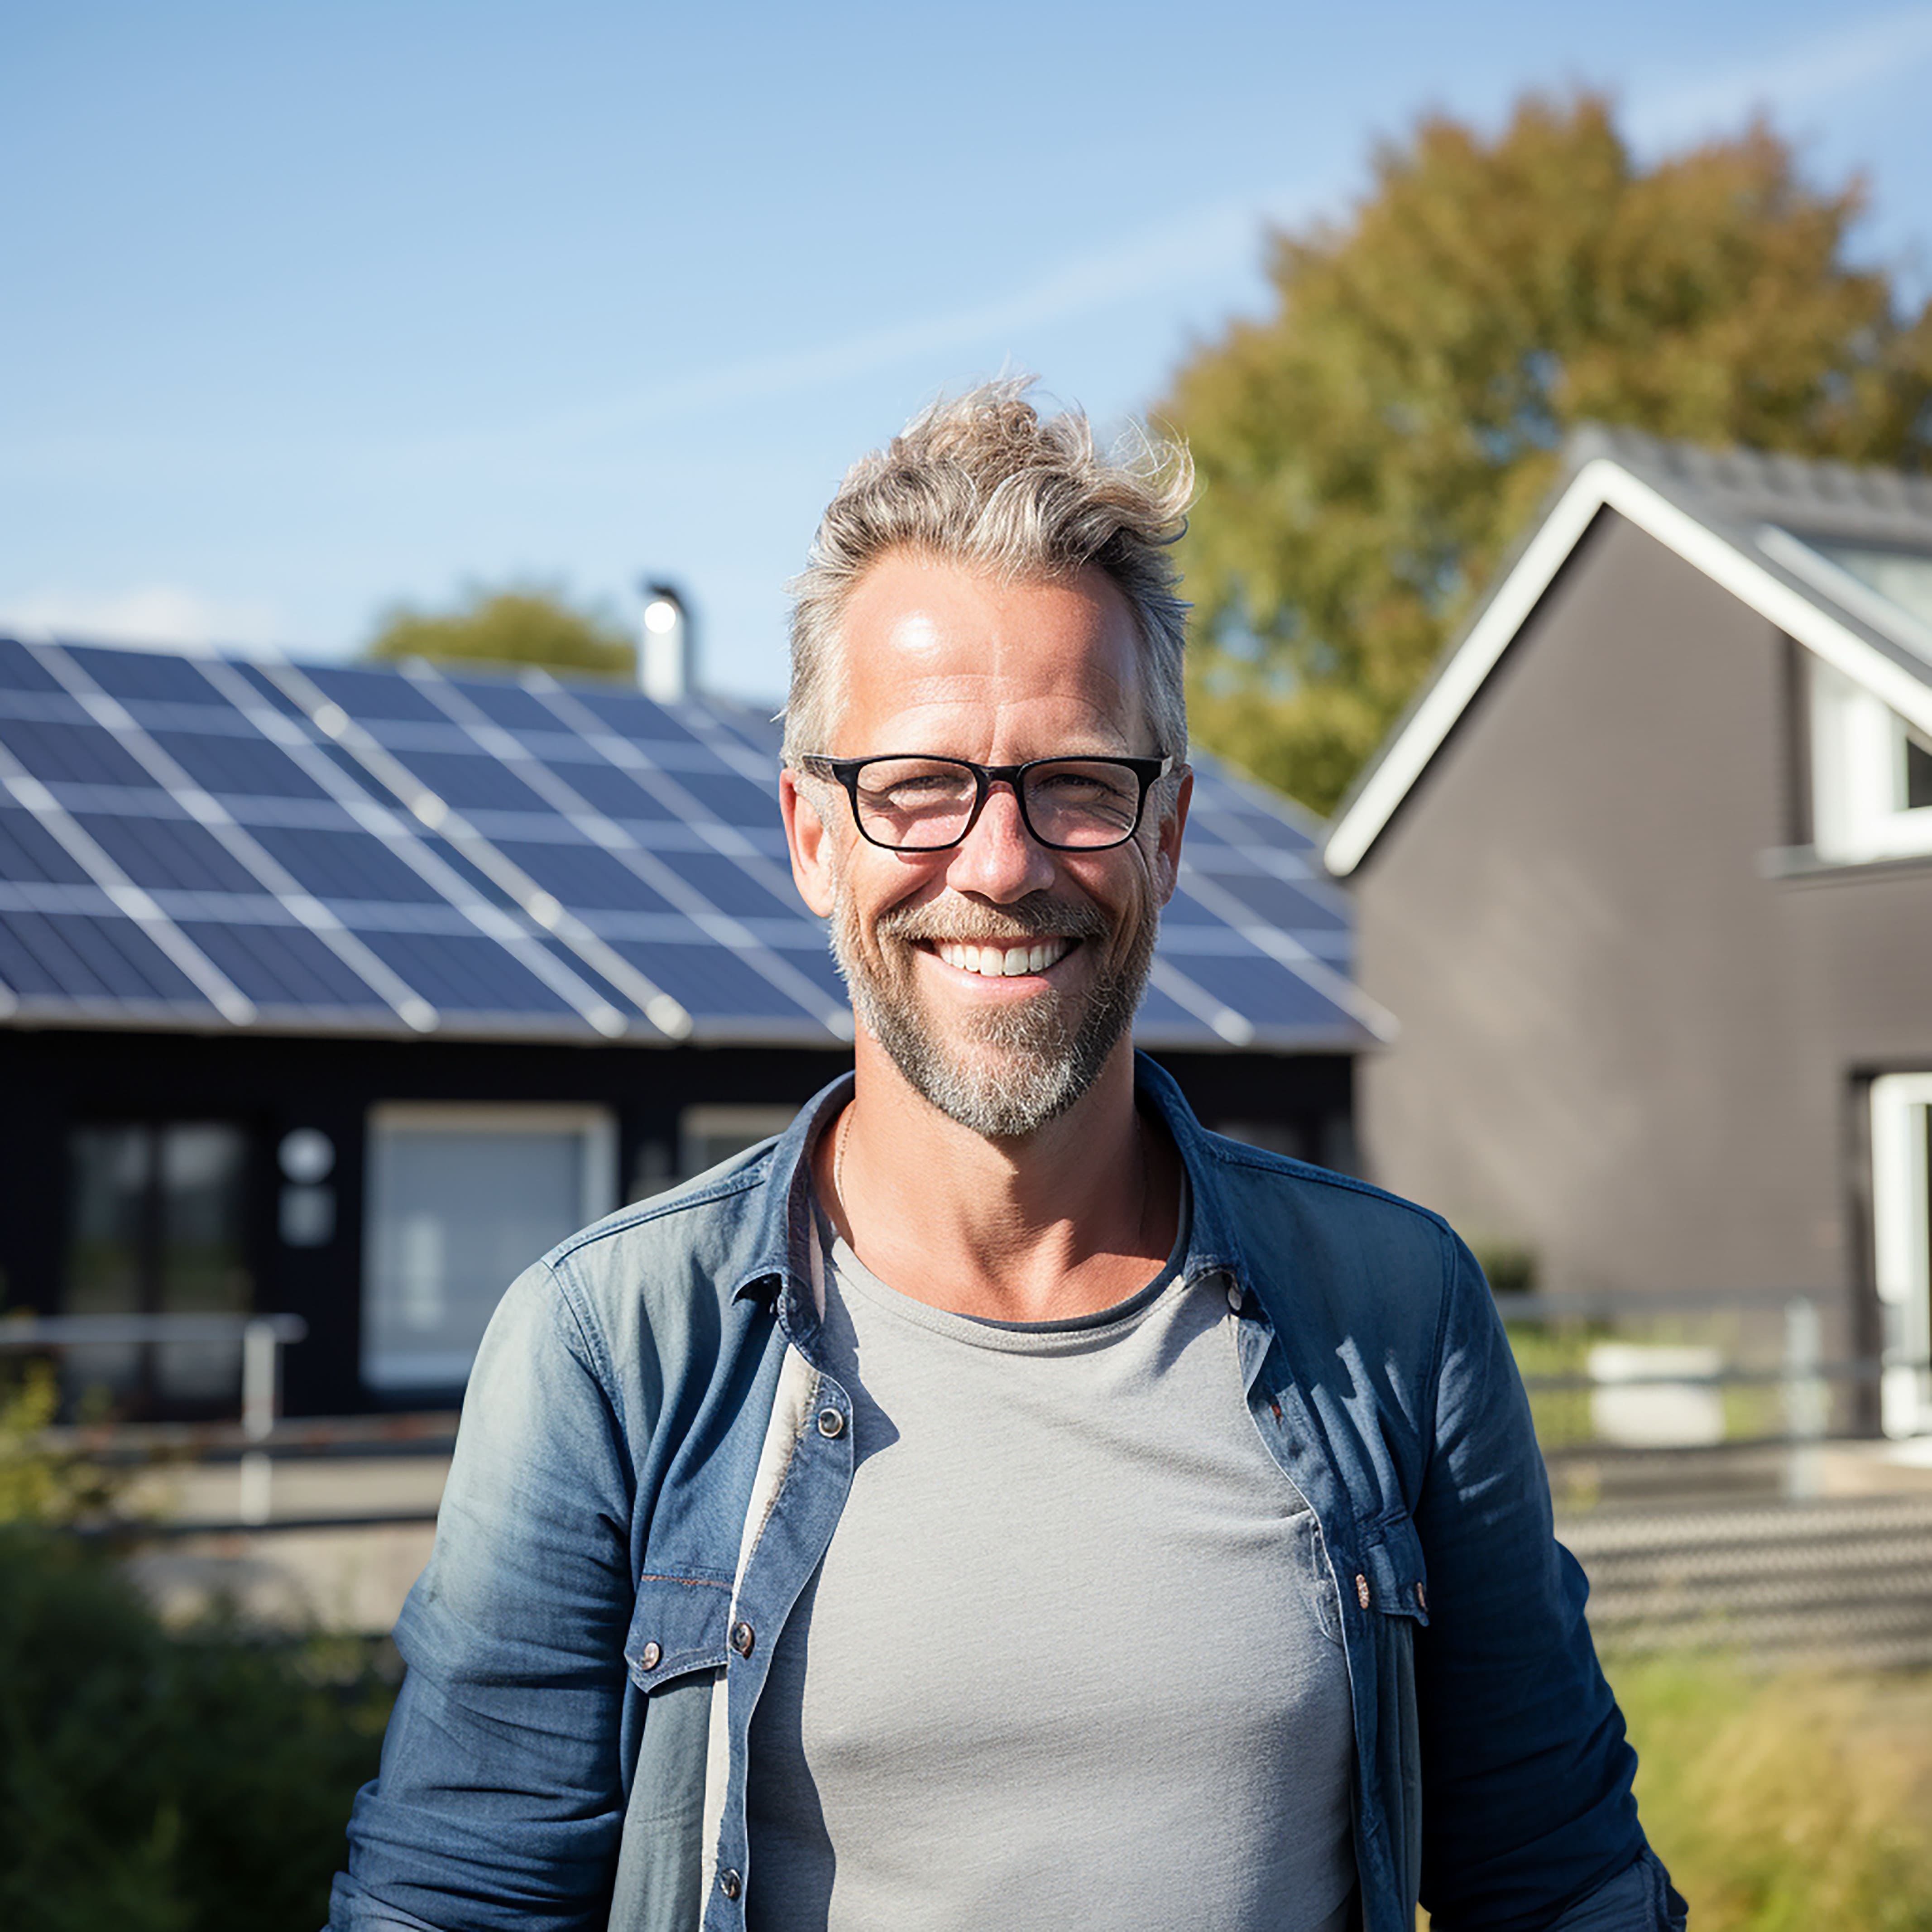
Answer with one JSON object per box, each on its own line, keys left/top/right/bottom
{"left": 795, "top": 753, "right": 1175, "bottom": 853}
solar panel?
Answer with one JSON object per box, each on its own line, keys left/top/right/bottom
{"left": 0, "top": 808, "right": 94, "bottom": 886}
{"left": 564, "top": 686, "right": 706, "bottom": 748}
{"left": 0, "top": 907, "right": 207, "bottom": 1005}
{"left": 385, "top": 746, "right": 551, "bottom": 813}
{"left": 649, "top": 846, "right": 804, "bottom": 920}
{"left": 147, "top": 728, "right": 333, "bottom": 801}
{"left": 0, "top": 634, "right": 1369, "bottom": 1050}
{"left": 0, "top": 716, "right": 154, "bottom": 789}
{"left": 0, "top": 640, "right": 66, "bottom": 694}
{"left": 537, "top": 761, "right": 676, "bottom": 822}
{"left": 443, "top": 673, "right": 567, "bottom": 732}
{"left": 490, "top": 839, "right": 677, "bottom": 913}
{"left": 345, "top": 926, "right": 583, "bottom": 1016}
{"left": 63, "top": 644, "right": 231, "bottom": 706}
{"left": 74, "top": 811, "right": 264, "bottom": 895}
{"left": 177, "top": 918, "right": 392, "bottom": 1010}
{"left": 301, "top": 662, "right": 454, "bottom": 724}
{"left": 662, "top": 767, "right": 779, "bottom": 828}
{"left": 605, "top": 939, "right": 819, "bottom": 1022}
{"left": 243, "top": 823, "right": 447, "bottom": 904}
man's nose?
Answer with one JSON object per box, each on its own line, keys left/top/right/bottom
{"left": 942, "top": 781, "right": 1057, "bottom": 902}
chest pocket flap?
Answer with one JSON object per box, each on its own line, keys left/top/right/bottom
{"left": 1357, "top": 1514, "right": 1431, "bottom": 1625}
{"left": 625, "top": 1571, "right": 732, "bottom": 1691}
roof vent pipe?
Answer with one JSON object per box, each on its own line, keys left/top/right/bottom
{"left": 638, "top": 580, "right": 693, "bottom": 702}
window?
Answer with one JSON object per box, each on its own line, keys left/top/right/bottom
{"left": 1870, "top": 1074, "right": 1932, "bottom": 1440}
{"left": 63, "top": 1122, "right": 254, "bottom": 1410}
{"left": 1809, "top": 659, "right": 1932, "bottom": 863}
{"left": 362, "top": 1104, "right": 616, "bottom": 1395}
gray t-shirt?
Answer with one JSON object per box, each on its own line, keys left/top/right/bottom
{"left": 743, "top": 1205, "right": 1357, "bottom": 1932}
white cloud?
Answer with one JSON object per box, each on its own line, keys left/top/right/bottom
{"left": 0, "top": 584, "right": 285, "bottom": 652}
{"left": 1628, "top": 5, "right": 1932, "bottom": 147}
{"left": 388, "top": 179, "right": 1336, "bottom": 467}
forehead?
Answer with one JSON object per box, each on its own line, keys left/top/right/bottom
{"left": 832, "top": 551, "right": 1146, "bottom": 753}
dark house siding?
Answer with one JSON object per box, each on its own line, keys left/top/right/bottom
{"left": 0, "top": 1025, "right": 1351, "bottom": 1417}
{"left": 1352, "top": 508, "right": 1932, "bottom": 1313}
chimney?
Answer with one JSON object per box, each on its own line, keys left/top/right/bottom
{"left": 638, "top": 580, "right": 693, "bottom": 702}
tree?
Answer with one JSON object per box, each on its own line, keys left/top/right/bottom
{"left": 364, "top": 583, "right": 635, "bottom": 680}
{"left": 1161, "top": 94, "right": 1932, "bottom": 815}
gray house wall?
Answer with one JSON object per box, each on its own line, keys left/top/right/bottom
{"left": 1352, "top": 508, "right": 1932, "bottom": 1311}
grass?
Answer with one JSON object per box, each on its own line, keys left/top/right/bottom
{"left": 1611, "top": 1654, "right": 1932, "bottom": 1932}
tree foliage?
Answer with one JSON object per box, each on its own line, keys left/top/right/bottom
{"left": 364, "top": 583, "right": 635, "bottom": 680}
{"left": 1162, "top": 94, "right": 1932, "bottom": 814}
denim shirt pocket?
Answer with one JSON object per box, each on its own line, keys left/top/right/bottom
{"left": 624, "top": 1571, "right": 733, "bottom": 1691}
{"left": 1354, "top": 1513, "right": 1431, "bottom": 1626}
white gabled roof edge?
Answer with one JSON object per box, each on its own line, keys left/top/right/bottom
{"left": 1323, "top": 456, "right": 1932, "bottom": 876}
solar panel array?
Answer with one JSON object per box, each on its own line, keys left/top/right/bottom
{"left": 0, "top": 637, "right": 1382, "bottom": 1050}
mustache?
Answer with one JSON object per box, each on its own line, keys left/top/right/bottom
{"left": 875, "top": 894, "right": 1111, "bottom": 947}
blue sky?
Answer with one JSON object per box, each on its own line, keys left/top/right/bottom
{"left": 5, "top": 1, "right": 1931, "bottom": 705}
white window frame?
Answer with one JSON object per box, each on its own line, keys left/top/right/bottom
{"left": 362, "top": 1103, "right": 617, "bottom": 1389}
{"left": 679, "top": 1104, "right": 796, "bottom": 1180}
{"left": 1811, "top": 659, "right": 1932, "bottom": 864}
{"left": 1870, "top": 1074, "right": 1932, "bottom": 1439}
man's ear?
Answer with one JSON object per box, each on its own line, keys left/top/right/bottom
{"left": 1151, "top": 766, "right": 1192, "bottom": 906}
{"left": 780, "top": 767, "right": 839, "bottom": 918}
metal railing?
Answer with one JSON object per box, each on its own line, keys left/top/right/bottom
{"left": 0, "top": 1312, "right": 307, "bottom": 1523}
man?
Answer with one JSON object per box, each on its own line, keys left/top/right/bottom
{"left": 333, "top": 381, "right": 1685, "bottom": 1932}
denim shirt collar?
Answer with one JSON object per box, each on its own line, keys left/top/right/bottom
{"left": 729, "top": 1051, "right": 1252, "bottom": 1318}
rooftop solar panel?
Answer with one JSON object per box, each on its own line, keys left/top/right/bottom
{"left": 665, "top": 767, "right": 779, "bottom": 827}
{"left": 0, "top": 808, "right": 94, "bottom": 886}
{"left": 74, "top": 812, "right": 264, "bottom": 896}
{"left": 649, "top": 846, "right": 804, "bottom": 920}
{"left": 443, "top": 673, "right": 568, "bottom": 732}
{"left": 389, "top": 747, "right": 552, "bottom": 814}
{"left": 539, "top": 761, "right": 676, "bottom": 822}
{"left": 147, "top": 728, "right": 333, "bottom": 801}
{"left": 605, "top": 940, "right": 816, "bottom": 1024}
{"left": 0, "top": 716, "right": 154, "bottom": 789}
{"left": 63, "top": 644, "right": 230, "bottom": 707}
{"left": 301, "top": 663, "right": 454, "bottom": 724}
{"left": 0, "top": 907, "right": 209, "bottom": 1006}
{"left": 346, "top": 926, "right": 584, "bottom": 1016}
{"left": 490, "top": 839, "right": 677, "bottom": 913}
{"left": 244, "top": 823, "right": 447, "bottom": 904}
{"left": 178, "top": 919, "right": 392, "bottom": 1010}
{"left": 0, "top": 641, "right": 65, "bottom": 695}
{"left": 0, "top": 635, "right": 1368, "bottom": 1050}
{"left": 565, "top": 686, "right": 705, "bottom": 748}
{"left": 1161, "top": 948, "right": 1355, "bottom": 1038}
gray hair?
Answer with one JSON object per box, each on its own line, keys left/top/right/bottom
{"left": 784, "top": 377, "right": 1194, "bottom": 763}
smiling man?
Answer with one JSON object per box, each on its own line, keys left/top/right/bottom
{"left": 332, "top": 382, "right": 1684, "bottom": 1932}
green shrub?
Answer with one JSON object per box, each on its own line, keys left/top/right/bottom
{"left": 1614, "top": 1654, "right": 1932, "bottom": 1932}
{"left": 0, "top": 1526, "right": 394, "bottom": 1932}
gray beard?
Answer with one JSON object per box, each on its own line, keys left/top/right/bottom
{"left": 829, "top": 886, "right": 1157, "bottom": 1140}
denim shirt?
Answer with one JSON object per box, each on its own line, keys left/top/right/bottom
{"left": 331, "top": 1056, "right": 1686, "bottom": 1932}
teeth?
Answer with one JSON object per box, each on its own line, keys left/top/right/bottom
{"left": 936, "top": 939, "right": 1069, "bottom": 976}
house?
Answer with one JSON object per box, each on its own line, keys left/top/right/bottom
{"left": 1323, "top": 427, "right": 1932, "bottom": 1437}
{"left": 0, "top": 634, "right": 1381, "bottom": 1418}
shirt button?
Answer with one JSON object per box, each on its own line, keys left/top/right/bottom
{"left": 816, "top": 1407, "right": 844, "bottom": 1438}
{"left": 731, "top": 1620, "right": 755, "bottom": 1658}
{"left": 1225, "top": 1280, "right": 1243, "bottom": 1311}
{"left": 719, "top": 1869, "right": 742, "bottom": 1900}
{"left": 639, "top": 1641, "right": 662, "bottom": 1670}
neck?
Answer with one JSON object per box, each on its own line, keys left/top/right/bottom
{"left": 817, "top": 1038, "right": 1182, "bottom": 1323}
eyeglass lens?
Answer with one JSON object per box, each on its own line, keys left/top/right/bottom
{"left": 851, "top": 758, "right": 1144, "bottom": 850}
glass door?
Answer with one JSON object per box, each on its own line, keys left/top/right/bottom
{"left": 1870, "top": 1074, "right": 1932, "bottom": 1439}
{"left": 62, "top": 1121, "right": 254, "bottom": 1414}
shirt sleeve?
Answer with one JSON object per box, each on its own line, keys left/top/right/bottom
{"left": 1412, "top": 1231, "right": 1688, "bottom": 1932}
{"left": 328, "top": 1260, "right": 639, "bottom": 1932}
